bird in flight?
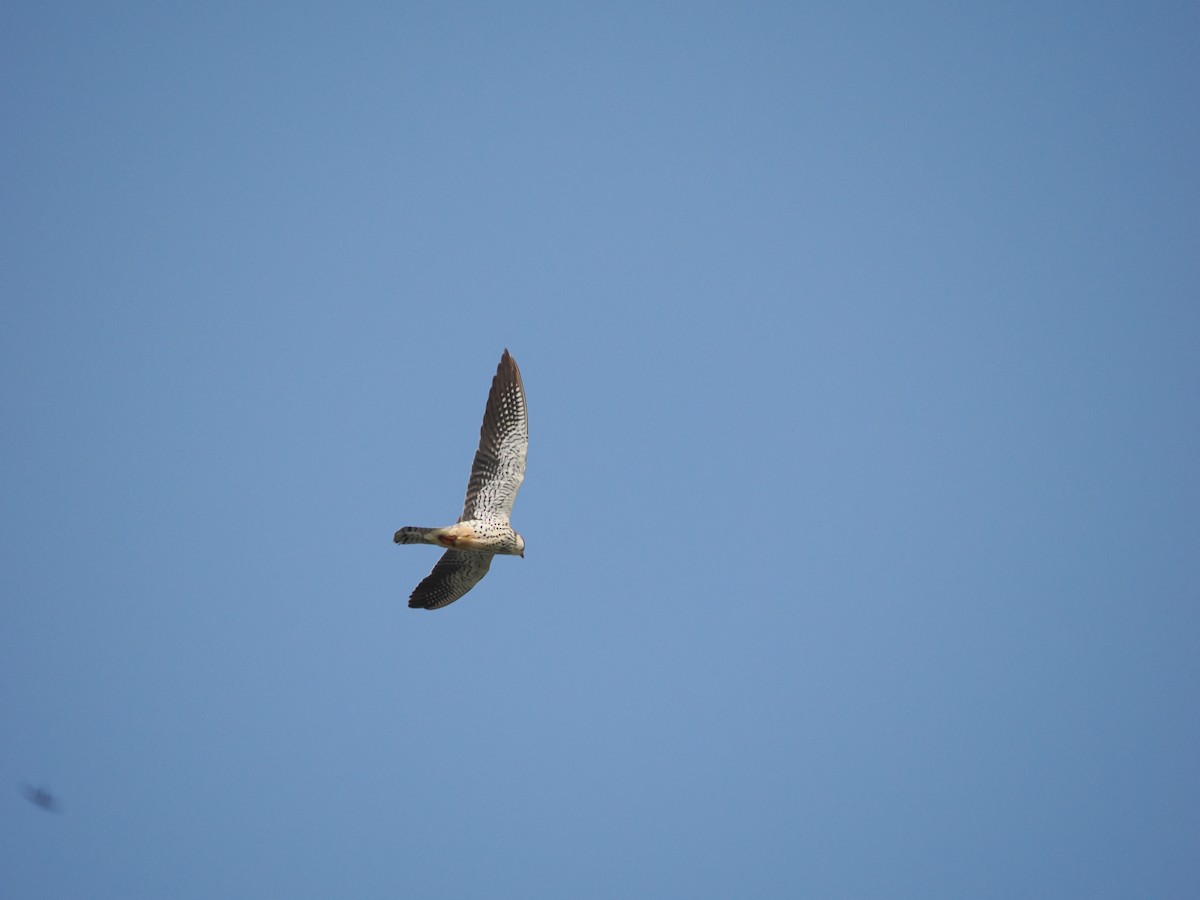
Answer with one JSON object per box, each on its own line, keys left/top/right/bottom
{"left": 394, "top": 349, "right": 528, "bottom": 609}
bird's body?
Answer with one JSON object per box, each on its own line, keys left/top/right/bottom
{"left": 394, "top": 349, "right": 528, "bottom": 609}
{"left": 395, "top": 519, "right": 523, "bottom": 555}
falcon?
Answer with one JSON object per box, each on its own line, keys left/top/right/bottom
{"left": 394, "top": 349, "right": 527, "bottom": 609}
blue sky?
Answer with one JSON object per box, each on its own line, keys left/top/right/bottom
{"left": 3, "top": 3, "right": 1198, "bottom": 897}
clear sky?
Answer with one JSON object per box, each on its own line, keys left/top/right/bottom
{"left": 3, "top": 3, "right": 1198, "bottom": 897}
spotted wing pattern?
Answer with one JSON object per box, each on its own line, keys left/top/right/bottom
{"left": 461, "top": 349, "right": 528, "bottom": 521}
{"left": 409, "top": 550, "right": 494, "bottom": 610}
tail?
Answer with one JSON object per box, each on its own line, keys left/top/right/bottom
{"left": 394, "top": 526, "right": 441, "bottom": 545}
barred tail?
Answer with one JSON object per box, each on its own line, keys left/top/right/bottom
{"left": 394, "top": 526, "right": 440, "bottom": 545}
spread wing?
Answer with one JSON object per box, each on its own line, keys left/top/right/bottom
{"left": 408, "top": 550, "right": 494, "bottom": 610}
{"left": 461, "top": 349, "right": 528, "bottom": 521}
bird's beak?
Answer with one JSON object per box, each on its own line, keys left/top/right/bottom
{"left": 519, "top": 550, "right": 524, "bottom": 558}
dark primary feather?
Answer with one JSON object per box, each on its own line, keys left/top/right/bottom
{"left": 408, "top": 550, "right": 494, "bottom": 609}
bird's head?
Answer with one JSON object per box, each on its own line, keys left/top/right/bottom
{"left": 515, "top": 533, "right": 525, "bottom": 558}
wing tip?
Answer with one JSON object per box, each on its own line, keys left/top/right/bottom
{"left": 500, "top": 346, "right": 518, "bottom": 371}
{"left": 498, "top": 348, "right": 523, "bottom": 393}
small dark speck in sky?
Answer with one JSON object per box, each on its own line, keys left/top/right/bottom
{"left": 21, "top": 783, "right": 62, "bottom": 813}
